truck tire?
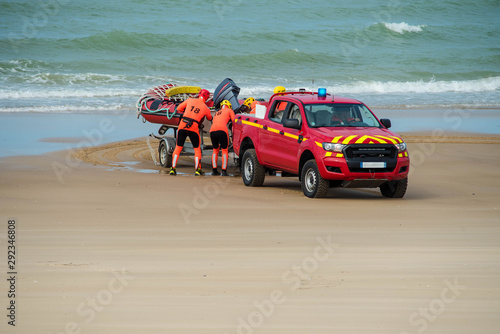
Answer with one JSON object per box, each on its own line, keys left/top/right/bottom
{"left": 301, "top": 160, "right": 329, "bottom": 198}
{"left": 241, "top": 149, "right": 265, "bottom": 187}
{"left": 380, "top": 177, "right": 408, "bottom": 198}
{"left": 158, "top": 140, "right": 172, "bottom": 168}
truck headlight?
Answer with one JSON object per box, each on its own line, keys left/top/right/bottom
{"left": 323, "top": 142, "right": 345, "bottom": 153}
{"left": 395, "top": 142, "right": 406, "bottom": 153}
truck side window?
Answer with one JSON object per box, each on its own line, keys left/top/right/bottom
{"left": 288, "top": 104, "right": 302, "bottom": 127}
{"left": 269, "top": 101, "right": 288, "bottom": 123}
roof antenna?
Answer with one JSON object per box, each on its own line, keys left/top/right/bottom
{"left": 312, "top": 79, "right": 315, "bottom": 92}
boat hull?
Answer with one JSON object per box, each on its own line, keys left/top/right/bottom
{"left": 140, "top": 99, "right": 183, "bottom": 125}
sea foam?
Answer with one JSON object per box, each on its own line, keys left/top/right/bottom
{"left": 383, "top": 22, "right": 426, "bottom": 34}
{"left": 333, "top": 77, "right": 500, "bottom": 95}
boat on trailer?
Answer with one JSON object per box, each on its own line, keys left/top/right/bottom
{"left": 136, "top": 79, "right": 247, "bottom": 168}
{"left": 137, "top": 83, "right": 215, "bottom": 126}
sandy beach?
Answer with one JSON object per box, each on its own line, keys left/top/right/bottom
{"left": 1, "top": 133, "right": 500, "bottom": 334}
{"left": 2, "top": 0, "right": 499, "bottom": 332}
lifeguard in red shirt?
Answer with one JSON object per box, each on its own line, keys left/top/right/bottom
{"left": 170, "top": 89, "right": 212, "bottom": 176}
{"left": 209, "top": 100, "right": 235, "bottom": 176}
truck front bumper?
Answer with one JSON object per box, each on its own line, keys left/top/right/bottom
{"left": 319, "top": 155, "right": 410, "bottom": 183}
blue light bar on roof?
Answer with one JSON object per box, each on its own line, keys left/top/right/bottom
{"left": 318, "top": 88, "right": 327, "bottom": 97}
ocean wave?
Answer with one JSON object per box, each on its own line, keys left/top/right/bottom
{"left": 381, "top": 22, "right": 426, "bottom": 34}
{"left": 234, "top": 77, "right": 500, "bottom": 98}
{"left": 0, "top": 87, "right": 144, "bottom": 99}
{"left": 1, "top": 30, "right": 202, "bottom": 55}
{"left": 0, "top": 104, "right": 134, "bottom": 114}
{"left": 14, "top": 72, "right": 135, "bottom": 85}
{"left": 0, "top": 59, "right": 54, "bottom": 75}
{"left": 2, "top": 77, "right": 497, "bottom": 101}
{"left": 0, "top": 63, "right": 169, "bottom": 87}
{"left": 332, "top": 77, "right": 500, "bottom": 95}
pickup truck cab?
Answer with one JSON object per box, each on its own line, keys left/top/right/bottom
{"left": 232, "top": 89, "right": 410, "bottom": 198}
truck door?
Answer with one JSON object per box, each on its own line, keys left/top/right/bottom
{"left": 259, "top": 101, "right": 302, "bottom": 172}
{"left": 279, "top": 103, "right": 303, "bottom": 172}
{"left": 258, "top": 100, "right": 287, "bottom": 166}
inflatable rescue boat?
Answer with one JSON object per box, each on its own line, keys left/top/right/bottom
{"left": 137, "top": 83, "right": 213, "bottom": 125}
{"left": 137, "top": 78, "right": 244, "bottom": 126}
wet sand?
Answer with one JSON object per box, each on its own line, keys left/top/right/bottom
{"left": 0, "top": 133, "right": 499, "bottom": 333}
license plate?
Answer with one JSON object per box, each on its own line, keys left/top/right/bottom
{"left": 361, "top": 162, "right": 386, "bottom": 168}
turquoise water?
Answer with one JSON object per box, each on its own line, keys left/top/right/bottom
{"left": 1, "top": 0, "right": 499, "bottom": 113}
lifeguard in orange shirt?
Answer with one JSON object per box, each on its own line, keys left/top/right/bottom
{"left": 210, "top": 100, "right": 235, "bottom": 176}
{"left": 170, "top": 89, "right": 212, "bottom": 176}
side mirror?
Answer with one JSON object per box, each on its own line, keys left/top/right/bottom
{"left": 283, "top": 119, "right": 301, "bottom": 130}
{"left": 380, "top": 118, "right": 391, "bottom": 129}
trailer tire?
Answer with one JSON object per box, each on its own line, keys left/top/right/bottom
{"left": 158, "top": 140, "right": 172, "bottom": 168}
{"left": 241, "top": 149, "right": 265, "bottom": 187}
{"left": 301, "top": 160, "right": 329, "bottom": 198}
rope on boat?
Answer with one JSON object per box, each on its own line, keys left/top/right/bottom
{"left": 136, "top": 82, "right": 179, "bottom": 119}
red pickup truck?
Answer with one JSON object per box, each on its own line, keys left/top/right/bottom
{"left": 232, "top": 89, "right": 410, "bottom": 198}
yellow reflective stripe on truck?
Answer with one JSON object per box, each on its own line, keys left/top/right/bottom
{"left": 374, "top": 135, "right": 397, "bottom": 144}
{"left": 332, "top": 136, "right": 343, "bottom": 143}
{"left": 238, "top": 117, "right": 308, "bottom": 141}
{"left": 267, "top": 127, "right": 280, "bottom": 134}
{"left": 314, "top": 135, "right": 404, "bottom": 146}
{"left": 325, "top": 152, "right": 344, "bottom": 158}
{"left": 355, "top": 135, "right": 387, "bottom": 144}
{"left": 342, "top": 135, "right": 358, "bottom": 144}
{"left": 376, "top": 135, "right": 403, "bottom": 144}
{"left": 241, "top": 119, "right": 263, "bottom": 129}
{"left": 284, "top": 132, "right": 299, "bottom": 140}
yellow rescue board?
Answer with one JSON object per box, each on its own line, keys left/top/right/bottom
{"left": 165, "top": 86, "right": 201, "bottom": 97}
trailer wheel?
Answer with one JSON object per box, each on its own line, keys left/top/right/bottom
{"left": 380, "top": 178, "right": 408, "bottom": 198}
{"left": 301, "top": 160, "right": 329, "bottom": 198}
{"left": 241, "top": 149, "right": 265, "bottom": 187}
{"left": 158, "top": 140, "right": 172, "bottom": 168}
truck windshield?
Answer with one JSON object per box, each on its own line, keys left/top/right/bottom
{"left": 304, "top": 103, "right": 381, "bottom": 128}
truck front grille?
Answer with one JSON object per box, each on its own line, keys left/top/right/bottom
{"left": 344, "top": 144, "right": 397, "bottom": 159}
{"left": 343, "top": 144, "right": 398, "bottom": 173}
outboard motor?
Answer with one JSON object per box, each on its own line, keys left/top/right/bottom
{"left": 213, "top": 78, "right": 242, "bottom": 112}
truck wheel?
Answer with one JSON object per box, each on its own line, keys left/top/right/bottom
{"left": 301, "top": 160, "right": 329, "bottom": 198}
{"left": 380, "top": 178, "right": 408, "bottom": 198}
{"left": 158, "top": 140, "right": 172, "bottom": 168}
{"left": 241, "top": 149, "right": 265, "bottom": 187}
